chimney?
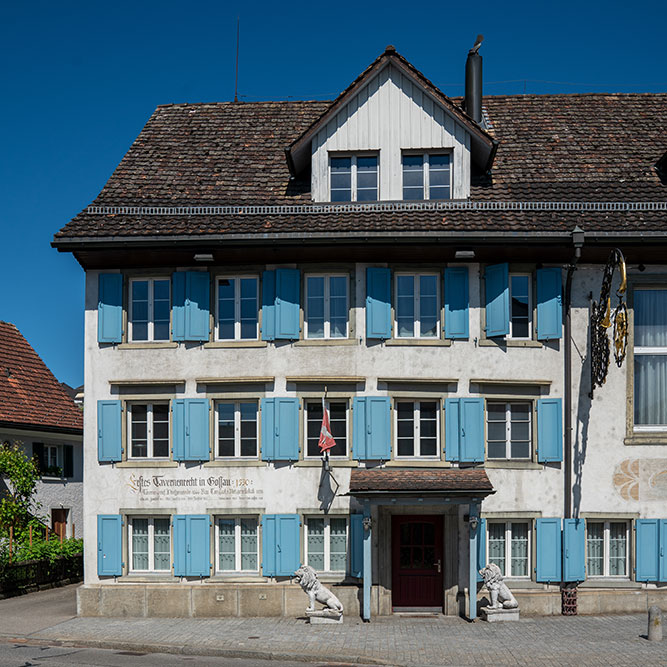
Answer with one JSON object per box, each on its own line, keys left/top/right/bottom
{"left": 464, "top": 34, "right": 484, "bottom": 124}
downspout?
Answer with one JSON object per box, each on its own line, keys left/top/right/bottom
{"left": 564, "top": 226, "right": 585, "bottom": 519}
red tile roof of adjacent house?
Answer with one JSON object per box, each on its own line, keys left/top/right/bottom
{"left": 0, "top": 322, "right": 83, "bottom": 433}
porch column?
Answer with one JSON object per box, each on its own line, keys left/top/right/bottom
{"left": 469, "top": 502, "right": 479, "bottom": 620}
{"left": 363, "top": 499, "right": 371, "bottom": 621}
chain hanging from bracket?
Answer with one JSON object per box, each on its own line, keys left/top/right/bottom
{"left": 590, "top": 248, "right": 628, "bottom": 397}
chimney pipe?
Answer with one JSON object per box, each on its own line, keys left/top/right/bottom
{"left": 464, "top": 34, "right": 484, "bottom": 124}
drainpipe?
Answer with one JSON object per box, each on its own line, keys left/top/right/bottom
{"left": 564, "top": 226, "right": 585, "bottom": 519}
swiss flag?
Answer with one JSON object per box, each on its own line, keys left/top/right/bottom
{"left": 318, "top": 399, "right": 337, "bottom": 453}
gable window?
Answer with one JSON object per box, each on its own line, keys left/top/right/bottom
{"left": 509, "top": 274, "right": 532, "bottom": 339}
{"left": 129, "top": 278, "right": 170, "bottom": 342}
{"left": 395, "top": 273, "right": 439, "bottom": 338}
{"left": 305, "top": 274, "right": 348, "bottom": 339}
{"left": 215, "top": 401, "right": 258, "bottom": 458}
{"left": 395, "top": 400, "right": 439, "bottom": 458}
{"left": 330, "top": 155, "right": 378, "bottom": 202}
{"left": 306, "top": 517, "right": 348, "bottom": 572}
{"left": 216, "top": 517, "right": 258, "bottom": 572}
{"left": 586, "top": 521, "right": 628, "bottom": 577}
{"left": 486, "top": 402, "right": 531, "bottom": 460}
{"left": 128, "top": 403, "right": 169, "bottom": 459}
{"left": 129, "top": 517, "right": 171, "bottom": 572}
{"left": 634, "top": 288, "right": 667, "bottom": 430}
{"left": 487, "top": 521, "right": 530, "bottom": 578}
{"left": 402, "top": 153, "right": 451, "bottom": 200}
{"left": 305, "top": 400, "right": 347, "bottom": 457}
{"left": 216, "top": 276, "right": 259, "bottom": 341}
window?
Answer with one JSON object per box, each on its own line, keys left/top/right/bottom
{"left": 215, "top": 401, "right": 258, "bottom": 458}
{"left": 305, "top": 401, "right": 347, "bottom": 457}
{"left": 395, "top": 273, "right": 439, "bottom": 338}
{"left": 129, "top": 517, "right": 171, "bottom": 572}
{"left": 395, "top": 400, "right": 439, "bottom": 458}
{"left": 634, "top": 288, "right": 667, "bottom": 430}
{"left": 487, "top": 521, "right": 530, "bottom": 577}
{"left": 216, "top": 517, "right": 258, "bottom": 572}
{"left": 216, "top": 276, "right": 259, "bottom": 341}
{"left": 509, "top": 274, "right": 532, "bottom": 339}
{"left": 45, "top": 445, "right": 58, "bottom": 470}
{"left": 586, "top": 521, "right": 628, "bottom": 577}
{"left": 330, "top": 155, "right": 378, "bottom": 202}
{"left": 128, "top": 403, "right": 169, "bottom": 459}
{"left": 402, "top": 153, "right": 451, "bottom": 200}
{"left": 306, "top": 517, "right": 348, "bottom": 572}
{"left": 305, "top": 274, "right": 348, "bottom": 339}
{"left": 486, "top": 402, "right": 531, "bottom": 460}
{"left": 129, "top": 278, "right": 170, "bottom": 342}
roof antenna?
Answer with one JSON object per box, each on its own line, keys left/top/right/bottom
{"left": 234, "top": 16, "right": 240, "bottom": 103}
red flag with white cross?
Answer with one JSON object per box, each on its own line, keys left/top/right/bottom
{"left": 318, "top": 398, "right": 336, "bottom": 453}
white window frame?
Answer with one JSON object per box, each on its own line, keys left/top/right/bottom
{"left": 329, "top": 154, "right": 379, "bottom": 202}
{"left": 127, "top": 402, "right": 170, "bottom": 459}
{"left": 486, "top": 401, "right": 532, "bottom": 460}
{"left": 304, "top": 400, "right": 349, "bottom": 459}
{"left": 585, "top": 520, "right": 630, "bottom": 578}
{"left": 508, "top": 273, "right": 533, "bottom": 340}
{"left": 394, "top": 272, "right": 440, "bottom": 339}
{"left": 214, "top": 400, "right": 259, "bottom": 459}
{"left": 215, "top": 274, "right": 259, "bottom": 341}
{"left": 305, "top": 516, "right": 349, "bottom": 573}
{"left": 45, "top": 444, "right": 59, "bottom": 470}
{"left": 128, "top": 516, "right": 171, "bottom": 573}
{"left": 401, "top": 152, "right": 452, "bottom": 201}
{"left": 394, "top": 399, "right": 440, "bottom": 459}
{"left": 128, "top": 277, "right": 171, "bottom": 342}
{"left": 304, "top": 273, "right": 349, "bottom": 339}
{"left": 486, "top": 520, "right": 531, "bottom": 579}
{"left": 215, "top": 516, "right": 259, "bottom": 574}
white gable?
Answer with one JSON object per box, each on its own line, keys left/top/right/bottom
{"left": 311, "top": 64, "right": 471, "bottom": 202}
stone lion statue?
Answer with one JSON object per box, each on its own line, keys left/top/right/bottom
{"left": 479, "top": 563, "right": 519, "bottom": 609}
{"left": 294, "top": 565, "right": 344, "bottom": 613}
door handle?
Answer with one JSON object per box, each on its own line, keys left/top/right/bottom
{"left": 435, "top": 559, "right": 441, "bottom": 573}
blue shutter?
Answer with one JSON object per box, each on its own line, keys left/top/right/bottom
{"left": 186, "top": 515, "right": 211, "bottom": 576}
{"left": 636, "top": 519, "right": 659, "bottom": 582}
{"left": 185, "top": 399, "right": 210, "bottom": 461}
{"left": 444, "top": 267, "right": 469, "bottom": 339}
{"left": 173, "top": 515, "right": 187, "bottom": 576}
{"left": 536, "top": 518, "right": 562, "bottom": 582}
{"left": 97, "top": 400, "right": 122, "bottom": 462}
{"left": 185, "top": 271, "right": 210, "bottom": 341}
{"left": 659, "top": 520, "right": 667, "bottom": 582}
{"left": 98, "top": 274, "right": 123, "bottom": 343}
{"left": 260, "top": 398, "right": 276, "bottom": 461}
{"left": 276, "top": 514, "right": 301, "bottom": 576}
{"left": 445, "top": 398, "right": 460, "bottom": 462}
{"left": 172, "top": 399, "right": 186, "bottom": 461}
{"left": 261, "top": 270, "right": 276, "bottom": 341}
{"left": 275, "top": 398, "right": 299, "bottom": 461}
{"left": 352, "top": 397, "right": 368, "bottom": 460}
{"left": 460, "top": 398, "right": 484, "bottom": 463}
{"left": 366, "top": 268, "right": 391, "bottom": 339}
{"left": 262, "top": 515, "right": 277, "bottom": 576}
{"left": 367, "top": 397, "right": 390, "bottom": 460}
{"left": 536, "top": 268, "right": 563, "bottom": 340}
{"left": 537, "top": 399, "right": 563, "bottom": 463}
{"left": 485, "top": 263, "right": 509, "bottom": 337}
{"left": 275, "top": 268, "right": 300, "bottom": 339}
{"left": 172, "top": 272, "right": 186, "bottom": 342}
{"left": 563, "top": 519, "right": 586, "bottom": 582}
{"left": 97, "top": 514, "right": 122, "bottom": 576}
{"left": 350, "top": 514, "right": 364, "bottom": 578}
{"left": 476, "top": 518, "right": 487, "bottom": 582}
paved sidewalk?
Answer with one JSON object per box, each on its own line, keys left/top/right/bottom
{"left": 0, "top": 587, "right": 665, "bottom": 666}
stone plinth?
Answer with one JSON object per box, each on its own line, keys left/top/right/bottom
{"left": 306, "top": 609, "right": 343, "bottom": 624}
{"left": 480, "top": 606, "right": 520, "bottom": 622}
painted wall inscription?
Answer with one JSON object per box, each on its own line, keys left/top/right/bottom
{"left": 127, "top": 474, "right": 264, "bottom": 501}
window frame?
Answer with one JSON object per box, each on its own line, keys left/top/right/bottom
{"left": 304, "top": 516, "right": 349, "bottom": 573}
{"left": 401, "top": 152, "right": 452, "bottom": 201}
{"left": 486, "top": 520, "right": 532, "bottom": 579}
{"left": 508, "top": 273, "right": 533, "bottom": 340}
{"left": 585, "top": 520, "right": 630, "bottom": 579}
{"left": 304, "top": 399, "right": 349, "bottom": 459}
{"left": 486, "top": 400, "right": 533, "bottom": 461}
{"left": 329, "top": 154, "right": 379, "bottom": 202}
{"left": 215, "top": 274, "right": 260, "bottom": 342}
{"left": 214, "top": 400, "right": 259, "bottom": 459}
{"left": 393, "top": 399, "right": 441, "bottom": 459}
{"left": 304, "top": 273, "right": 350, "bottom": 340}
{"left": 127, "top": 402, "right": 170, "bottom": 460}
{"left": 393, "top": 272, "right": 441, "bottom": 339}
{"left": 128, "top": 276, "right": 171, "bottom": 343}
{"left": 214, "top": 516, "right": 259, "bottom": 574}
{"left": 128, "top": 516, "right": 172, "bottom": 574}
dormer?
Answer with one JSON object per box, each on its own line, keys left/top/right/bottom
{"left": 286, "top": 45, "right": 497, "bottom": 203}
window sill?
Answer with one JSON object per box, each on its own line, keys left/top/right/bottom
{"left": 484, "top": 461, "right": 542, "bottom": 470}
{"left": 41, "top": 475, "right": 69, "bottom": 482}
{"left": 478, "top": 338, "right": 543, "bottom": 348}
{"left": 116, "top": 460, "right": 179, "bottom": 468}
{"left": 208, "top": 575, "right": 265, "bottom": 583}
{"left": 117, "top": 342, "right": 179, "bottom": 349}
{"left": 624, "top": 434, "right": 667, "bottom": 446}
{"left": 385, "top": 460, "right": 451, "bottom": 468}
{"left": 203, "top": 460, "right": 266, "bottom": 467}
{"left": 204, "top": 341, "right": 267, "bottom": 348}
{"left": 295, "top": 460, "right": 358, "bottom": 467}
{"left": 385, "top": 339, "right": 452, "bottom": 347}
{"left": 119, "top": 574, "right": 175, "bottom": 583}
{"left": 579, "top": 579, "right": 640, "bottom": 589}
{"left": 294, "top": 339, "right": 357, "bottom": 347}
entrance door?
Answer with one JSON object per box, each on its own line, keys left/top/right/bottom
{"left": 392, "top": 515, "right": 443, "bottom": 609}
{"left": 51, "top": 508, "right": 68, "bottom": 540}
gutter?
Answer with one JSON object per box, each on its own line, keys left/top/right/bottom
{"left": 0, "top": 420, "right": 83, "bottom": 437}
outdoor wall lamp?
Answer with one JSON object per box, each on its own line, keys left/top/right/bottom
{"left": 362, "top": 516, "right": 372, "bottom": 531}
{"left": 468, "top": 515, "right": 479, "bottom": 531}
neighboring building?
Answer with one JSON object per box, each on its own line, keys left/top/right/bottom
{"left": 0, "top": 322, "right": 84, "bottom": 538}
{"left": 53, "top": 44, "right": 667, "bottom": 619}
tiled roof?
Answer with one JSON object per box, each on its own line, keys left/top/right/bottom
{"left": 0, "top": 322, "right": 83, "bottom": 433}
{"left": 55, "top": 92, "right": 667, "bottom": 241}
{"left": 349, "top": 468, "right": 493, "bottom": 494}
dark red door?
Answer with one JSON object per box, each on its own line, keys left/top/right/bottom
{"left": 392, "top": 515, "right": 443, "bottom": 608}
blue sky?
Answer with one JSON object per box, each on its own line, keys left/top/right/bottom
{"left": 1, "top": 0, "right": 665, "bottom": 387}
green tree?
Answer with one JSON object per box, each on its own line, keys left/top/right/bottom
{"left": 0, "top": 442, "right": 41, "bottom": 533}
